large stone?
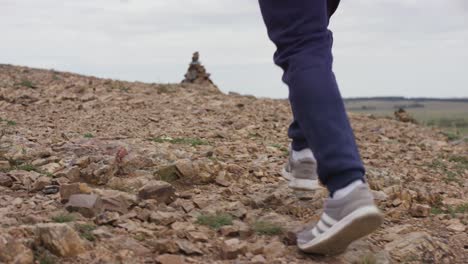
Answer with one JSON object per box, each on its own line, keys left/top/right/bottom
{"left": 95, "top": 211, "right": 120, "bottom": 225}
{"left": 176, "top": 240, "right": 202, "bottom": 255}
{"left": 65, "top": 194, "right": 103, "bottom": 218}
{"left": 138, "top": 181, "right": 175, "bottom": 204}
{"left": 0, "top": 234, "right": 34, "bottom": 264}
{"left": 409, "top": 203, "right": 431, "bottom": 218}
{"left": 30, "top": 176, "right": 52, "bottom": 192}
{"left": 149, "top": 211, "right": 180, "bottom": 226}
{"left": 101, "top": 195, "right": 131, "bottom": 214}
{"left": 55, "top": 166, "right": 81, "bottom": 182}
{"left": 0, "top": 173, "right": 14, "bottom": 187}
{"left": 0, "top": 160, "right": 10, "bottom": 170}
{"left": 149, "top": 239, "right": 179, "bottom": 254}
{"left": 119, "top": 153, "right": 154, "bottom": 174}
{"left": 36, "top": 223, "right": 86, "bottom": 257}
{"left": 80, "top": 161, "right": 117, "bottom": 185}
{"left": 221, "top": 238, "right": 247, "bottom": 259}
{"left": 263, "top": 240, "right": 285, "bottom": 260}
{"left": 446, "top": 219, "right": 466, "bottom": 232}
{"left": 60, "top": 183, "right": 93, "bottom": 203}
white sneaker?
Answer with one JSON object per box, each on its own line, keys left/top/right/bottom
{"left": 281, "top": 146, "right": 322, "bottom": 191}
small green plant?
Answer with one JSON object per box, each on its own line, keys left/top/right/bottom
{"left": 271, "top": 144, "right": 288, "bottom": 155}
{"left": 196, "top": 213, "right": 233, "bottom": 229}
{"left": 448, "top": 155, "right": 468, "bottom": 168}
{"left": 442, "top": 131, "right": 460, "bottom": 141}
{"left": 431, "top": 206, "right": 444, "bottom": 215}
{"left": 444, "top": 171, "right": 462, "bottom": 186}
{"left": 83, "top": 133, "right": 94, "bottom": 138}
{"left": 151, "top": 137, "right": 208, "bottom": 147}
{"left": 6, "top": 120, "right": 16, "bottom": 126}
{"left": 252, "top": 221, "right": 283, "bottom": 236}
{"left": 431, "top": 203, "right": 468, "bottom": 216}
{"left": 52, "top": 213, "right": 75, "bottom": 223}
{"left": 155, "top": 166, "right": 180, "bottom": 183}
{"left": 119, "top": 86, "right": 130, "bottom": 93}
{"left": 356, "top": 254, "right": 377, "bottom": 264}
{"left": 38, "top": 255, "right": 56, "bottom": 264}
{"left": 18, "top": 79, "right": 36, "bottom": 89}
{"left": 17, "top": 163, "right": 40, "bottom": 172}
{"left": 76, "top": 224, "right": 96, "bottom": 241}
{"left": 450, "top": 203, "right": 468, "bottom": 214}
{"left": 157, "top": 85, "right": 176, "bottom": 94}
{"left": 248, "top": 132, "right": 261, "bottom": 138}
{"left": 428, "top": 159, "right": 446, "bottom": 170}
{"left": 134, "top": 233, "right": 146, "bottom": 241}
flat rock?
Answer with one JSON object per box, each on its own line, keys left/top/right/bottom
{"left": 60, "top": 183, "right": 93, "bottom": 203}
{"left": 176, "top": 240, "right": 203, "bottom": 255}
{"left": 30, "top": 176, "right": 52, "bottom": 192}
{"left": 149, "top": 211, "right": 181, "bottom": 226}
{"left": 55, "top": 166, "right": 81, "bottom": 182}
{"left": 446, "top": 219, "right": 466, "bottom": 232}
{"left": 138, "top": 180, "right": 175, "bottom": 204}
{"left": 65, "top": 194, "right": 103, "bottom": 218}
{"left": 221, "top": 238, "right": 246, "bottom": 260}
{"left": 101, "top": 195, "right": 131, "bottom": 214}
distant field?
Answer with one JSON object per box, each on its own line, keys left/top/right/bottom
{"left": 345, "top": 99, "right": 468, "bottom": 138}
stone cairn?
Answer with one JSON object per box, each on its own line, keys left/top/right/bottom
{"left": 182, "top": 52, "right": 216, "bottom": 88}
{"left": 394, "top": 108, "right": 417, "bottom": 124}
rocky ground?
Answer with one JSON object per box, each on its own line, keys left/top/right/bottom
{"left": 0, "top": 64, "right": 467, "bottom": 264}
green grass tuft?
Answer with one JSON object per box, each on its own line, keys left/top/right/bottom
{"left": 431, "top": 203, "right": 468, "bottom": 216}
{"left": 76, "top": 224, "right": 96, "bottom": 241}
{"left": 17, "top": 163, "right": 40, "bottom": 172}
{"left": 83, "top": 133, "right": 94, "bottom": 138}
{"left": 448, "top": 155, "right": 468, "bottom": 168}
{"left": 52, "top": 213, "right": 76, "bottom": 223}
{"left": 18, "top": 79, "right": 36, "bottom": 89}
{"left": 252, "top": 221, "right": 283, "bottom": 236}
{"left": 38, "top": 256, "right": 56, "bottom": 264}
{"left": 196, "top": 213, "right": 233, "bottom": 229}
{"left": 6, "top": 120, "right": 16, "bottom": 126}
{"left": 356, "top": 254, "right": 377, "bottom": 264}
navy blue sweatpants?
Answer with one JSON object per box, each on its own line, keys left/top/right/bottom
{"left": 258, "top": 0, "right": 365, "bottom": 193}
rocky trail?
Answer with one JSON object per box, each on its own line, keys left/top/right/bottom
{"left": 0, "top": 64, "right": 467, "bottom": 263}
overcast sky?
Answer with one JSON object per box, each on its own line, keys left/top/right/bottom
{"left": 1, "top": 0, "right": 467, "bottom": 98}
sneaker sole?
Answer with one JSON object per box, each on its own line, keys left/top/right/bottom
{"left": 281, "top": 168, "right": 322, "bottom": 191}
{"left": 298, "top": 205, "right": 383, "bottom": 255}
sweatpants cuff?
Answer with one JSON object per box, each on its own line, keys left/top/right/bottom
{"left": 326, "top": 170, "right": 365, "bottom": 195}
{"left": 291, "top": 139, "right": 309, "bottom": 151}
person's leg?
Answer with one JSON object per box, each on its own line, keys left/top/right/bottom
{"left": 258, "top": 0, "right": 364, "bottom": 195}
{"left": 288, "top": 0, "right": 341, "bottom": 152}
{"left": 259, "top": 0, "right": 382, "bottom": 255}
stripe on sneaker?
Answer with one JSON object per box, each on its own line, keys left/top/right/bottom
{"left": 311, "top": 227, "right": 320, "bottom": 237}
{"left": 317, "top": 220, "right": 330, "bottom": 233}
{"left": 321, "top": 212, "right": 338, "bottom": 226}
